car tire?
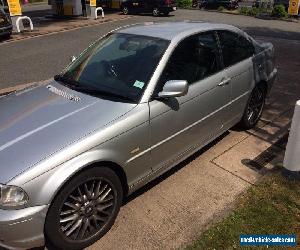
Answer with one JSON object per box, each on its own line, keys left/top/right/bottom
{"left": 122, "top": 6, "right": 129, "bottom": 15}
{"left": 153, "top": 7, "right": 160, "bottom": 16}
{"left": 45, "top": 167, "right": 123, "bottom": 250}
{"left": 239, "top": 84, "right": 266, "bottom": 130}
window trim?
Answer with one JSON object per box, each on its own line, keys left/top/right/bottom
{"left": 152, "top": 31, "right": 224, "bottom": 99}
{"left": 216, "top": 30, "right": 255, "bottom": 69}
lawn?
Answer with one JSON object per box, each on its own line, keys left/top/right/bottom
{"left": 186, "top": 168, "right": 300, "bottom": 250}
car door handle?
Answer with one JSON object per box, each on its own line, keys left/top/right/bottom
{"left": 218, "top": 78, "right": 231, "bottom": 86}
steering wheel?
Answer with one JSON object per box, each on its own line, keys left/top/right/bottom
{"left": 101, "top": 60, "right": 118, "bottom": 78}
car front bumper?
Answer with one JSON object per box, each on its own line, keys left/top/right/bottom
{"left": 159, "top": 5, "right": 177, "bottom": 12}
{"left": 0, "top": 205, "right": 49, "bottom": 249}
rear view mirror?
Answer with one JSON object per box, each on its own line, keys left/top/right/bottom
{"left": 157, "top": 80, "right": 188, "bottom": 98}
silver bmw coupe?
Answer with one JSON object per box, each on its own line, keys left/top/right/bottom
{"left": 0, "top": 22, "right": 277, "bottom": 249}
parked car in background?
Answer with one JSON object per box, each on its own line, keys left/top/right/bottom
{"left": 96, "top": 0, "right": 122, "bottom": 10}
{"left": 121, "top": 0, "right": 176, "bottom": 16}
{"left": 0, "top": 22, "right": 277, "bottom": 250}
{"left": 199, "top": 0, "right": 239, "bottom": 9}
{"left": 0, "top": 7, "right": 12, "bottom": 39}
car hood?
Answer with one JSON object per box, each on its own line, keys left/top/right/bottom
{"left": 0, "top": 81, "right": 136, "bottom": 184}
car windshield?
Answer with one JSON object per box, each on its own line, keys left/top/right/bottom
{"left": 56, "top": 33, "right": 169, "bottom": 103}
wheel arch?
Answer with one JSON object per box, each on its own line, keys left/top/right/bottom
{"left": 256, "top": 80, "right": 269, "bottom": 96}
{"left": 22, "top": 151, "right": 130, "bottom": 207}
{"left": 87, "top": 161, "right": 129, "bottom": 198}
{"left": 51, "top": 160, "right": 129, "bottom": 204}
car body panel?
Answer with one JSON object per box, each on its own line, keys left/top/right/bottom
{"left": 0, "top": 205, "right": 48, "bottom": 249}
{"left": 0, "top": 81, "right": 136, "bottom": 184}
{"left": 149, "top": 69, "right": 230, "bottom": 172}
{"left": 252, "top": 42, "right": 277, "bottom": 93}
{"left": 119, "top": 22, "right": 241, "bottom": 41}
{"left": 11, "top": 102, "right": 151, "bottom": 206}
{"left": 224, "top": 58, "right": 254, "bottom": 123}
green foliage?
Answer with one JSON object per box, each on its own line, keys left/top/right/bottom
{"left": 239, "top": 6, "right": 249, "bottom": 15}
{"left": 185, "top": 171, "right": 300, "bottom": 250}
{"left": 248, "top": 7, "right": 260, "bottom": 16}
{"left": 239, "top": 6, "right": 261, "bottom": 16}
{"left": 175, "top": 0, "right": 192, "bottom": 8}
{"left": 217, "top": 6, "right": 225, "bottom": 11}
{"left": 272, "top": 4, "right": 288, "bottom": 18}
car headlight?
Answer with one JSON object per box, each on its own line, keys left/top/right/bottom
{"left": 0, "top": 184, "right": 29, "bottom": 209}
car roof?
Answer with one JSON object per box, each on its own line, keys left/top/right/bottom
{"left": 117, "top": 21, "right": 242, "bottom": 41}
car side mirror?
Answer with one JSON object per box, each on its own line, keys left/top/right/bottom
{"left": 70, "top": 55, "right": 77, "bottom": 63}
{"left": 157, "top": 80, "right": 188, "bottom": 98}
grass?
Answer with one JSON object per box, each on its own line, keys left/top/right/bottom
{"left": 185, "top": 169, "right": 300, "bottom": 250}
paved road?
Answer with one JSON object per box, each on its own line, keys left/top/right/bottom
{"left": 0, "top": 9, "right": 299, "bottom": 91}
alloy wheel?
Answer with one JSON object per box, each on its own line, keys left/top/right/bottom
{"left": 59, "top": 178, "right": 116, "bottom": 241}
{"left": 122, "top": 7, "right": 129, "bottom": 15}
{"left": 153, "top": 8, "right": 159, "bottom": 16}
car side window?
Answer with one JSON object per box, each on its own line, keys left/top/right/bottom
{"left": 218, "top": 30, "right": 255, "bottom": 67}
{"left": 157, "top": 32, "right": 220, "bottom": 93}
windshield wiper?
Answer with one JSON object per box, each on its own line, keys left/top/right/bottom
{"left": 69, "top": 86, "right": 135, "bottom": 103}
{"left": 54, "top": 75, "right": 135, "bottom": 103}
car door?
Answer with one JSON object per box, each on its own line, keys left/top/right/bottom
{"left": 149, "top": 31, "right": 231, "bottom": 172}
{"left": 143, "top": 0, "right": 152, "bottom": 11}
{"left": 217, "top": 30, "right": 256, "bottom": 127}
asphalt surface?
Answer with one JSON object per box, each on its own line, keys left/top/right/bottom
{"left": 0, "top": 9, "right": 299, "bottom": 91}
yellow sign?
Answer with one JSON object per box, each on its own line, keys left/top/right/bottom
{"left": 90, "top": 0, "right": 96, "bottom": 7}
{"left": 7, "top": 0, "right": 22, "bottom": 16}
{"left": 288, "top": 0, "right": 300, "bottom": 15}
{"left": 63, "top": 5, "right": 73, "bottom": 15}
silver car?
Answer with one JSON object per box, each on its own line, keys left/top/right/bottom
{"left": 0, "top": 22, "right": 277, "bottom": 249}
